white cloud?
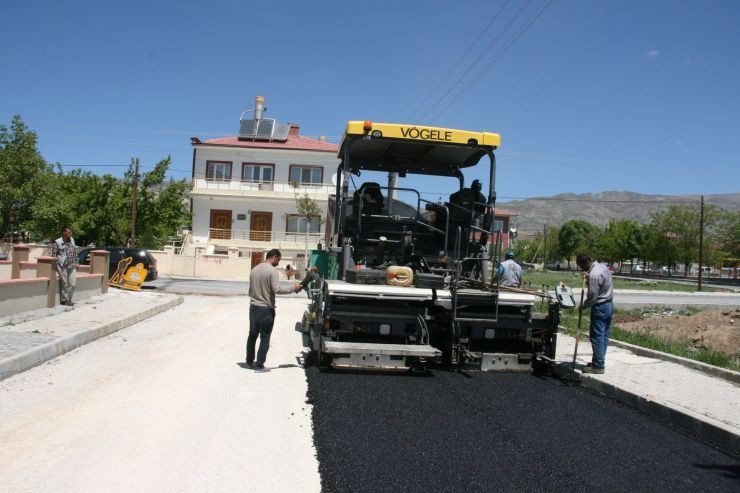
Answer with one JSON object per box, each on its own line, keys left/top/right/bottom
{"left": 646, "top": 50, "right": 660, "bottom": 58}
{"left": 670, "top": 138, "right": 688, "bottom": 151}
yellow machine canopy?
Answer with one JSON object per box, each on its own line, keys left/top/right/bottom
{"left": 339, "top": 121, "right": 501, "bottom": 176}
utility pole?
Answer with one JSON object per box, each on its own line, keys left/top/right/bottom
{"left": 130, "top": 157, "right": 139, "bottom": 247}
{"left": 543, "top": 224, "right": 548, "bottom": 271}
{"left": 698, "top": 195, "right": 704, "bottom": 292}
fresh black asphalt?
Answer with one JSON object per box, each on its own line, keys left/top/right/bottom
{"left": 306, "top": 368, "right": 739, "bottom": 492}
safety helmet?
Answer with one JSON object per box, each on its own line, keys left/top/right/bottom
{"left": 505, "top": 250, "right": 515, "bottom": 260}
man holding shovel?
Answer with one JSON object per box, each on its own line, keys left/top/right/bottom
{"left": 576, "top": 253, "right": 614, "bottom": 374}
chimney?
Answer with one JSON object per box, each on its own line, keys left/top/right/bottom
{"left": 254, "top": 95, "right": 265, "bottom": 121}
{"left": 288, "top": 123, "right": 300, "bottom": 137}
{"left": 319, "top": 135, "right": 326, "bottom": 142}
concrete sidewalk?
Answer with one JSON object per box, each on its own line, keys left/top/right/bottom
{"left": 0, "top": 289, "right": 183, "bottom": 382}
{"left": 555, "top": 333, "right": 740, "bottom": 457}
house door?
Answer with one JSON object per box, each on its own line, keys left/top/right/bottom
{"left": 210, "top": 210, "right": 232, "bottom": 240}
{"left": 250, "top": 212, "right": 272, "bottom": 241}
{"left": 251, "top": 251, "right": 264, "bottom": 269}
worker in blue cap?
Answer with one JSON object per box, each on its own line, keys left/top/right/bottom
{"left": 498, "top": 250, "right": 523, "bottom": 287}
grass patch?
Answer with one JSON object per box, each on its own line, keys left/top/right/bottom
{"left": 522, "top": 270, "right": 718, "bottom": 292}
{"left": 610, "top": 326, "right": 740, "bottom": 372}
{"left": 556, "top": 306, "right": 589, "bottom": 338}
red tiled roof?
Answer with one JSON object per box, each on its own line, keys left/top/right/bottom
{"left": 495, "top": 208, "right": 517, "bottom": 216}
{"left": 198, "top": 134, "right": 339, "bottom": 153}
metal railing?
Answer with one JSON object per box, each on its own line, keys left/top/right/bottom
{"left": 193, "top": 179, "right": 333, "bottom": 196}
{"left": 208, "top": 228, "right": 322, "bottom": 244}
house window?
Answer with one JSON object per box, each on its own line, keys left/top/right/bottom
{"left": 289, "top": 165, "right": 323, "bottom": 186}
{"left": 493, "top": 220, "right": 504, "bottom": 232}
{"left": 242, "top": 163, "right": 274, "bottom": 183}
{"left": 206, "top": 161, "right": 232, "bottom": 181}
{"left": 286, "top": 215, "right": 320, "bottom": 234}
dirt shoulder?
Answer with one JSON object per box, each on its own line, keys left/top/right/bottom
{"left": 614, "top": 307, "right": 740, "bottom": 363}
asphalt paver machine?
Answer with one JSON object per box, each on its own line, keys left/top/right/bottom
{"left": 298, "top": 121, "right": 564, "bottom": 371}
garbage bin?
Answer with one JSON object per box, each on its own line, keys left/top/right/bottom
{"left": 309, "top": 249, "right": 329, "bottom": 278}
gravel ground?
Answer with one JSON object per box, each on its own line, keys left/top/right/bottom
{"left": 0, "top": 296, "right": 319, "bottom": 492}
{"left": 307, "top": 368, "right": 740, "bottom": 492}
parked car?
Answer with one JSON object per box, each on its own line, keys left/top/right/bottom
{"left": 77, "top": 247, "right": 158, "bottom": 282}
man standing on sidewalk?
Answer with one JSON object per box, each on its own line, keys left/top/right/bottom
{"left": 247, "top": 249, "right": 302, "bottom": 371}
{"left": 577, "top": 253, "right": 614, "bottom": 374}
{"left": 52, "top": 226, "right": 77, "bottom": 306}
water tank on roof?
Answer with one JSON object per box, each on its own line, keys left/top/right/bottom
{"left": 238, "top": 95, "right": 291, "bottom": 141}
{"left": 238, "top": 116, "right": 291, "bottom": 142}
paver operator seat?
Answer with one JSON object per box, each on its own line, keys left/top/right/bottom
{"left": 353, "top": 182, "right": 385, "bottom": 218}
{"left": 447, "top": 179, "right": 487, "bottom": 254}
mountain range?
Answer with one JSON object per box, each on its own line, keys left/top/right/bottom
{"left": 497, "top": 191, "right": 740, "bottom": 235}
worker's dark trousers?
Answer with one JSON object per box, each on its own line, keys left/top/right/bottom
{"left": 589, "top": 300, "right": 614, "bottom": 369}
{"left": 246, "top": 304, "right": 276, "bottom": 366}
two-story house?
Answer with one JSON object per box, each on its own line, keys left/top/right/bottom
{"left": 188, "top": 97, "right": 339, "bottom": 269}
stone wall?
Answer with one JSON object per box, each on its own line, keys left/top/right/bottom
{"left": 0, "top": 246, "right": 111, "bottom": 316}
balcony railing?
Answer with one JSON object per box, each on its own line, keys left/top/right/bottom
{"left": 209, "top": 228, "right": 322, "bottom": 244}
{"left": 193, "top": 179, "right": 334, "bottom": 196}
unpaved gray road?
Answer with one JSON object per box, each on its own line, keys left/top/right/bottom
{"left": 0, "top": 295, "right": 319, "bottom": 493}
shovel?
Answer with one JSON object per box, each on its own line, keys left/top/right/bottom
{"left": 571, "top": 275, "right": 587, "bottom": 371}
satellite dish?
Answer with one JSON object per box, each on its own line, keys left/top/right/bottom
{"left": 331, "top": 172, "right": 338, "bottom": 186}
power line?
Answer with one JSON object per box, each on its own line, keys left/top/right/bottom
{"left": 58, "top": 123, "right": 343, "bottom": 142}
{"left": 66, "top": 123, "right": 234, "bottom": 137}
{"left": 417, "top": 0, "right": 535, "bottom": 122}
{"left": 407, "top": 0, "right": 514, "bottom": 121}
{"left": 413, "top": 190, "right": 702, "bottom": 205}
{"left": 427, "top": 0, "right": 555, "bottom": 123}
{"left": 56, "top": 163, "right": 131, "bottom": 168}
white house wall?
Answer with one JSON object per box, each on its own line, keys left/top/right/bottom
{"left": 192, "top": 146, "right": 339, "bottom": 184}
{"left": 190, "top": 145, "right": 338, "bottom": 243}
{"left": 191, "top": 196, "right": 329, "bottom": 240}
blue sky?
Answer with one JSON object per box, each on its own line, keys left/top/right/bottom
{"left": 2, "top": 0, "right": 739, "bottom": 202}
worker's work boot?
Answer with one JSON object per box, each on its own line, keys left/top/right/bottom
{"left": 582, "top": 366, "right": 604, "bottom": 374}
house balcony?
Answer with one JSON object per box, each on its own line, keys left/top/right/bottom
{"left": 207, "top": 228, "right": 323, "bottom": 250}
{"left": 192, "top": 179, "right": 333, "bottom": 200}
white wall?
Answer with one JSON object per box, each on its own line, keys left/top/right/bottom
{"left": 0, "top": 261, "right": 11, "bottom": 279}
{"left": 0, "top": 278, "right": 49, "bottom": 315}
{"left": 190, "top": 145, "right": 338, "bottom": 241}
{"left": 20, "top": 263, "right": 38, "bottom": 279}
{"left": 149, "top": 248, "right": 306, "bottom": 280}
{"left": 191, "top": 196, "right": 329, "bottom": 240}
{"left": 192, "top": 146, "right": 339, "bottom": 185}
{"left": 75, "top": 274, "right": 104, "bottom": 301}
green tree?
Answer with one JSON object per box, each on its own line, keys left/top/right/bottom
{"left": 30, "top": 158, "right": 188, "bottom": 248}
{"left": 511, "top": 238, "right": 536, "bottom": 263}
{"left": 0, "top": 115, "right": 54, "bottom": 239}
{"left": 290, "top": 183, "right": 324, "bottom": 264}
{"left": 600, "top": 219, "right": 644, "bottom": 272}
{"left": 557, "top": 220, "right": 600, "bottom": 269}
{"left": 543, "top": 225, "right": 559, "bottom": 267}
{"left": 713, "top": 210, "right": 740, "bottom": 260}
{"left": 640, "top": 223, "right": 671, "bottom": 272}
{"left": 649, "top": 203, "right": 721, "bottom": 276}
{"left": 1, "top": 116, "right": 188, "bottom": 247}
{"left": 28, "top": 168, "right": 118, "bottom": 244}
{"left": 132, "top": 157, "right": 190, "bottom": 248}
